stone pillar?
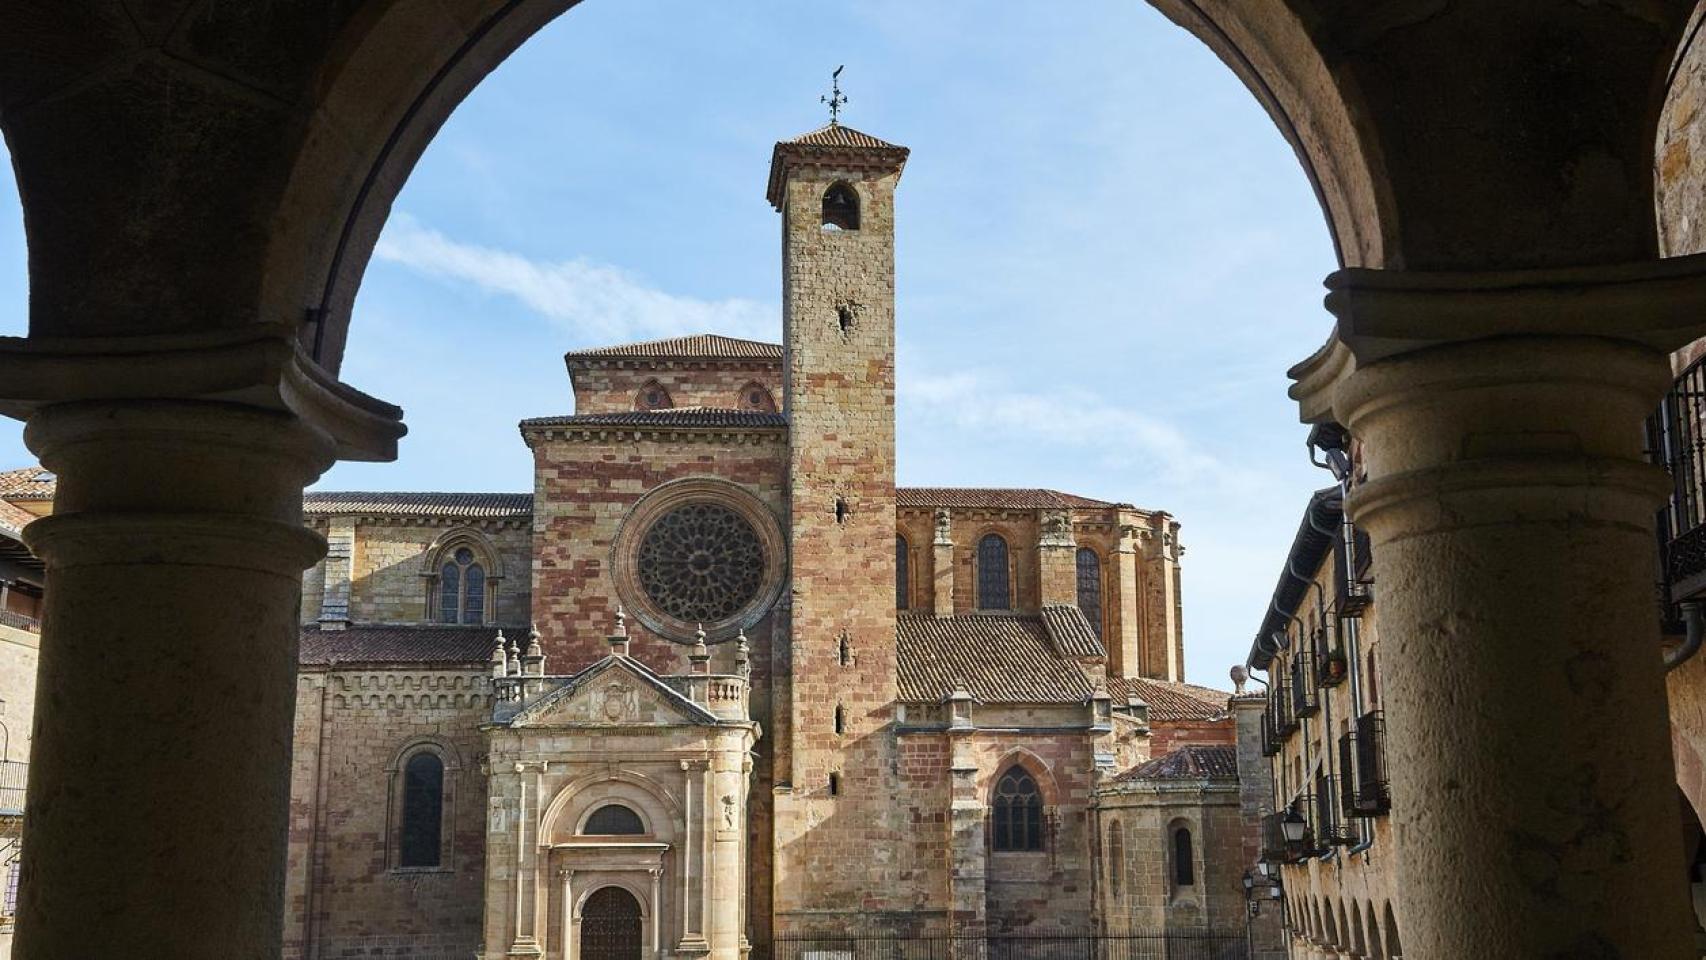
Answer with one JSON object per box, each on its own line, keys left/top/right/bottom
{"left": 1109, "top": 523, "right": 1142, "bottom": 678}
{"left": 13, "top": 400, "right": 333, "bottom": 959}
{"left": 944, "top": 690, "right": 986, "bottom": 934}
{"left": 1291, "top": 264, "right": 1706, "bottom": 959}
{"left": 933, "top": 508, "right": 955, "bottom": 618}
{"left": 1037, "top": 509, "right": 1078, "bottom": 608}
{"left": 709, "top": 756, "right": 744, "bottom": 960}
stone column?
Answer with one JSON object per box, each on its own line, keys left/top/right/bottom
{"left": 709, "top": 755, "right": 744, "bottom": 960}
{"left": 1291, "top": 264, "right": 1706, "bottom": 959}
{"left": 944, "top": 686, "right": 986, "bottom": 933}
{"left": 1037, "top": 509, "right": 1078, "bottom": 608}
{"left": 932, "top": 508, "right": 955, "bottom": 617}
{"left": 12, "top": 399, "right": 334, "bottom": 959}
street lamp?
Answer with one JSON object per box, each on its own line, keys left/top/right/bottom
{"left": 1281, "top": 809, "right": 1308, "bottom": 844}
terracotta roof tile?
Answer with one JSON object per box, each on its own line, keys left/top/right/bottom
{"left": 0, "top": 501, "right": 36, "bottom": 535}
{"left": 298, "top": 624, "right": 519, "bottom": 666}
{"left": 520, "top": 409, "right": 787, "bottom": 429}
{"left": 895, "top": 488, "right": 1126, "bottom": 510}
{"left": 896, "top": 614, "right": 1094, "bottom": 704}
{"left": 1107, "top": 677, "right": 1232, "bottom": 723}
{"left": 1039, "top": 605, "right": 1106, "bottom": 659}
{"left": 1115, "top": 744, "right": 1239, "bottom": 782}
{"left": 0, "top": 467, "right": 56, "bottom": 501}
{"left": 303, "top": 492, "right": 532, "bottom": 518}
{"left": 563, "top": 335, "right": 782, "bottom": 361}
{"left": 781, "top": 124, "right": 906, "bottom": 150}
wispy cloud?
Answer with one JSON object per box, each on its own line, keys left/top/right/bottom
{"left": 373, "top": 216, "right": 778, "bottom": 343}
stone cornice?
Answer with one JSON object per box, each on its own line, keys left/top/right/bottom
{"left": 520, "top": 425, "right": 786, "bottom": 447}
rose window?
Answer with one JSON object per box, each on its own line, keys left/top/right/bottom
{"left": 636, "top": 503, "right": 765, "bottom": 624}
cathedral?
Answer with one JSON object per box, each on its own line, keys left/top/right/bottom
{"left": 1, "top": 122, "right": 1272, "bottom": 960}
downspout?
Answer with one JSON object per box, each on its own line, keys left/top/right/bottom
{"left": 1314, "top": 486, "right": 1377, "bottom": 857}
{"left": 1668, "top": 601, "right": 1704, "bottom": 672}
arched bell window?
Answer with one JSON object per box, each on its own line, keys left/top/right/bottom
{"left": 438, "top": 547, "right": 487, "bottom": 625}
{"left": 992, "top": 765, "right": 1044, "bottom": 851}
{"left": 582, "top": 803, "right": 646, "bottom": 836}
{"left": 1076, "top": 547, "right": 1102, "bottom": 637}
{"left": 399, "top": 752, "right": 445, "bottom": 868}
{"left": 977, "top": 534, "right": 1012, "bottom": 611}
{"left": 821, "top": 181, "right": 860, "bottom": 231}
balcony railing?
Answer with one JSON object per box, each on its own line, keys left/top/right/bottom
{"left": 1649, "top": 354, "right": 1706, "bottom": 604}
{"left": 1343, "top": 710, "right": 1392, "bottom": 817}
{"left": 1290, "top": 649, "right": 1320, "bottom": 718}
{"left": 0, "top": 611, "right": 37, "bottom": 634}
{"left": 1271, "top": 676, "right": 1298, "bottom": 736}
{"left": 1312, "top": 624, "right": 1348, "bottom": 689}
{"left": 0, "top": 761, "right": 26, "bottom": 815}
{"left": 1259, "top": 711, "right": 1282, "bottom": 758}
{"left": 1333, "top": 519, "right": 1374, "bottom": 616}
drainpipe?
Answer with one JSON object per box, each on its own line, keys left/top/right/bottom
{"left": 1667, "top": 601, "right": 1704, "bottom": 672}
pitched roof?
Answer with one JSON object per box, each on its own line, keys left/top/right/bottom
{"left": 520, "top": 409, "right": 787, "bottom": 430}
{"left": 0, "top": 500, "right": 36, "bottom": 536}
{"left": 564, "top": 335, "right": 782, "bottom": 362}
{"left": 1107, "top": 677, "right": 1232, "bottom": 723}
{"left": 782, "top": 124, "right": 906, "bottom": 150}
{"left": 1248, "top": 486, "right": 1343, "bottom": 670}
{"left": 896, "top": 488, "right": 1126, "bottom": 510}
{"left": 1038, "top": 605, "right": 1106, "bottom": 659}
{"left": 303, "top": 492, "right": 533, "bottom": 519}
{"left": 298, "top": 624, "right": 518, "bottom": 666}
{"left": 0, "top": 467, "right": 56, "bottom": 501}
{"left": 896, "top": 614, "right": 1095, "bottom": 704}
{"left": 1115, "top": 744, "right": 1239, "bottom": 782}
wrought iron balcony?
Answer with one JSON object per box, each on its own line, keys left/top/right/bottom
{"left": 1338, "top": 710, "right": 1392, "bottom": 818}
{"left": 1649, "top": 354, "right": 1706, "bottom": 605}
{"left": 1260, "top": 711, "right": 1282, "bottom": 758}
{"left": 1333, "top": 519, "right": 1374, "bottom": 617}
{"left": 0, "top": 611, "right": 37, "bottom": 634}
{"left": 0, "top": 761, "right": 27, "bottom": 816}
{"left": 1312, "top": 625, "right": 1349, "bottom": 689}
{"left": 1290, "top": 650, "right": 1320, "bottom": 718}
{"left": 1271, "top": 676, "right": 1298, "bottom": 736}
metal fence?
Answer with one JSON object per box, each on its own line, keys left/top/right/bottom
{"left": 758, "top": 934, "right": 1251, "bottom": 960}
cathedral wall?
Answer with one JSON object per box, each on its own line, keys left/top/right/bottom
{"left": 1148, "top": 718, "right": 1236, "bottom": 757}
{"left": 352, "top": 520, "right": 532, "bottom": 624}
{"left": 569, "top": 362, "right": 782, "bottom": 414}
{"left": 284, "top": 667, "right": 491, "bottom": 960}
{"left": 1094, "top": 783, "right": 1245, "bottom": 936}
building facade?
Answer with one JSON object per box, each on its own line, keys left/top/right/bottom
{"left": 0, "top": 125, "right": 1271, "bottom": 960}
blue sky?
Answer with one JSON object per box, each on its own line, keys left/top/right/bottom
{"left": 0, "top": 0, "right": 1338, "bottom": 684}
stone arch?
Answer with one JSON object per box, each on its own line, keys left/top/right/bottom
{"left": 736, "top": 380, "right": 775, "bottom": 413}
{"left": 421, "top": 527, "right": 503, "bottom": 624}
{"left": 1383, "top": 901, "right": 1402, "bottom": 959}
{"left": 1364, "top": 900, "right": 1383, "bottom": 960}
{"left": 635, "top": 379, "right": 674, "bottom": 411}
{"left": 1165, "top": 816, "right": 1198, "bottom": 896}
{"left": 1338, "top": 898, "right": 1352, "bottom": 953}
{"left": 1322, "top": 895, "right": 1338, "bottom": 946}
{"left": 541, "top": 769, "right": 683, "bottom": 846}
{"left": 574, "top": 879, "right": 653, "bottom": 921}
{"left": 989, "top": 747, "right": 1062, "bottom": 808}
{"left": 386, "top": 736, "right": 460, "bottom": 870}
{"left": 821, "top": 180, "right": 861, "bottom": 231}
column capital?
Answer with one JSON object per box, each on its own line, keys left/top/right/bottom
{"left": 0, "top": 323, "right": 404, "bottom": 462}
{"left": 1292, "top": 255, "right": 1706, "bottom": 423}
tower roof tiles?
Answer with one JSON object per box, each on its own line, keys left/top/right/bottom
{"left": 563, "top": 334, "right": 782, "bottom": 362}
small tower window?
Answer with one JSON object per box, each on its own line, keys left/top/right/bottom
{"left": 895, "top": 535, "right": 910, "bottom": 610}
{"left": 821, "top": 182, "right": 860, "bottom": 231}
{"left": 828, "top": 772, "right": 841, "bottom": 796}
{"left": 834, "top": 704, "right": 845, "bottom": 735}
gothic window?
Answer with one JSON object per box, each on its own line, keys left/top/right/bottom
{"left": 992, "top": 766, "right": 1043, "bottom": 852}
{"left": 583, "top": 804, "right": 646, "bottom": 836}
{"left": 977, "top": 534, "right": 1011, "bottom": 610}
{"left": 437, "top": 547, "right": 487, "bottom": 625}
{"left": 1172, "top": 826, "right": 1195, "bottom": 888}
{"left": 1107, "top": 820, "right": 1124, "bottom": 898}
{"left": 637, "top": 503, "right": 765, "bottom": 625}
{"left": 895, "top": 536, "right": 910, "bottom": 610}
{"left": 399, "top": 752, "right": 445, "bottom": 868}
{"left": 821, "top": 181, "right": 860, "bottom": 231}
{"left": 636, "top": 380, "right": 673, "bottom": 411}
{"left": 1076, "top": 547, "right": 1102, "bottom": 637}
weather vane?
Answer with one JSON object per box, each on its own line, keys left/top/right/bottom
{"left": 822, "top": 65, "right": 847, "bottom": 126}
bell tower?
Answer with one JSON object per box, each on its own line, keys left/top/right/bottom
{"left": 766, "top": 118, "right": 909, "bottom": 932}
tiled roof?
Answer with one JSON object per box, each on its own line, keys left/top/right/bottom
{"left": 0, "top": 467, "right": 56, "bottom": 501}
{"left": 520, "top": 409, "right": 787, "bottom": 429}
{"left": 303, "top": 492, "right": 533, "bottom": 518}
{"left": 564, "top": 335, "right": 782, "bottom": 361}
{"left": 896, "top": 614, "right": 1095, "bottom": 704}
{"left": 1107, "top": 677, "right": 1232, "bottom": 723}
{"left": 782, "top": 124, "right": 906, "bottom": 150}
{"left": 1115, "top": 744, "right": 1239, "bottom": 782}
{"left": 1039, "top": 605, "right": 1106, "bottom": 659}
{"left": 0, "top": 500, "right": 36, "bottom": 535}
{"left": 896, "top": 488, "right": 1126, "bottom": 510}
{"left": 298, "top": 624, "right": 519, "bottom": 666}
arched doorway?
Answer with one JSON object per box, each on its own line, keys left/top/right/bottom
{"left": 580, "top": 886, "right": 643, "bottom": 960}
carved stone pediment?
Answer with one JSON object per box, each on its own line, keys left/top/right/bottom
{"left": 509, "top": 658, "right": 716, "bottom": 728}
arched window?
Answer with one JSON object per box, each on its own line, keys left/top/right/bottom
{"left": 738, "top": 382, "right": 776, "bottom": 412}
{"left": 821, "top": 181, "right": 860, "bottom": 231}
{"left": 895, "top": 535, "right": 910, "bottom": 609}
{"left": 977, "top": 534, "right": 1011, "bottom": 610}
{"left": 437, "top": 547, "right": 487, "bottom": 624}
{"left": 1076, "top": 547, "right": 1102, "bottom": 637}
{"left": 582, "top": 804, "right": 646, "bottom": 836}
{"left": 992, "top": 766, "right": 1043, "bottom": 851}
{"left": 399, "top": 752, "right": 445, "bottom": 867}
{"left": 1171, "top": 826, "right": 1195, "bottom": 888}
{"left": 635, "top": 380, "right": 673, "bottom": 411}
{"left": 1107, "top": 820, "right": 1124, "bottom": 898}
